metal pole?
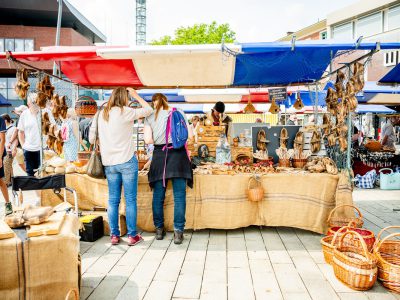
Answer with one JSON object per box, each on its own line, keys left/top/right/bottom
{"left": 53, "top": 0, "right": 63, "bottom": 76}
{"left": 346, "top": 66, "right": 352, "bottom": 170}
{"left": 314, "top": 83, "right": 318, "bottom": 122}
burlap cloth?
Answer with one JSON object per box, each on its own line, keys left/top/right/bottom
{"left": 0, "top": 215, "right": 80, "bottom": 299}
{"left": 42, "top": 170, "right": 354, "bottom": 234}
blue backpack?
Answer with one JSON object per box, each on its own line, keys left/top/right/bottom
{"left": 165, "top": 108, "right": 188, "bottom": 149}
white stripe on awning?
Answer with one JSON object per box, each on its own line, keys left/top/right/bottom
{"left": 97, "top": 45, "right": 241, "bottom": 87}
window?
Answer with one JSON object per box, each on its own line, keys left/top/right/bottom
{"left": 320, "top": 31, "right": 327, "bottom": 40}
{"left": 332, "top": 22, "right": 353, "bottom": 39}
{"left": 5, "top": 39, "right": 14, "bottom": 51}
{"left": 388, "top": 5, "right": 400, "bottom": 31}
{"left": 355, "top": 12, "right": 383, "bottom": 37}
{"left": 24, "top": 39, "right": 34, "bottom": 51}
{"left": 7, "top": 78, "right": 16, "bottom": 89}
{"left": 1, "top": 38, "right": 34, "bottom": 52}
{"left": 14, "top": 39, "right": 24, "bottom": 52}
{"left": 384, "top": 50, "right": 399, "bottom": 66}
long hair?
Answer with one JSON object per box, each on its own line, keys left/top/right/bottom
{"left": 152, "top": 93, "right": 169, "bottom": 120}
{"left": 1, "top": 114, "right": 13, "bottom": 124}
{"left": 103, "top": 87, "right": 129, "bottom": 122}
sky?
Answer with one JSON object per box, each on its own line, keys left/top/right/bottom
{"left": 68, "top": 0, "right": 359, "bottom": 45}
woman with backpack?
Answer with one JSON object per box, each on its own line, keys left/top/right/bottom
{"left": 144, "top": 93, "right": 193, "bottom": 245}
{"left": 89, "top": 87, "right": 153, "bottom": 246}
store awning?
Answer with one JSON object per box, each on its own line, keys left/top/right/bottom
{"left": 0, "top": 94, "right": 12, "bottom": 107}
{"left": 379, "top": 63, "right": 400, "bottom": 85}
{"left": 2, "top": 41, "right": 400, "bottom": 88}
{"left": 355, "top": 104, "right": 396, "bottom": 114}
{"left": 366, "top": 93, "right": 400, "bottom": 105}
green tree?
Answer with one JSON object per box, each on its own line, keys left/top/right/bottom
{"left": 151, "top": 21, "right": 236, "bottom": 45}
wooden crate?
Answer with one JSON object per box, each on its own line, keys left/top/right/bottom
{"left": 197, "top": 125, "right": 225, "bottom": 137}
{"left": 231, "top": 146, "right": 253, "bottom": 162}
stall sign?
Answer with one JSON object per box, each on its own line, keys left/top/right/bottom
{"left": 268, "top": 88, "right": 287, "bottom": 101}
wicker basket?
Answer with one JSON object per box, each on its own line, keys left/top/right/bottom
{"left": 278, "top": 159, "right": 291, "bottom": 167}
{"left": 373, "top": 226, "right": 400, "bottom": 293}
{"left": 327, "top": 204, "right": 364, "bottom": 228}
{"left": 321, "top": 226, "right": 350, "bottom": 265}
{"left": 328, "top": 225, "right": 375, "bottom": 252}
{"left": 293, "top": 159, "right": 308, "bottom": 169}
{"left": 75, "top": 95, "right": 98, "bottom": 117}
{"left": 333, "top": 231, "right": 378, "bottom": 291}
{"left": 247, "top": 177, "right": 264, "bottom": 202}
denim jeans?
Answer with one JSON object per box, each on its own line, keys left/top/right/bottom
{"left": 23, "top": 150, "right": 41, "bottom": 177}
{"left": 105, "top": 156, "right": 138, "bottom": 237}
{"left": 152, "top": 178, "right": 186, "bottom": 232}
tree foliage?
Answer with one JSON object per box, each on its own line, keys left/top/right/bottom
{"left": 151, "top": 21, "right": 236, "bottom": 45}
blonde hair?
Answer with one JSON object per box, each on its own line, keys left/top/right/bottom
{"left": 152, "top": 93, "right": 169, "bottom": 120}
{"left": 103, "top": 87, "right": 129, "bottom": 122}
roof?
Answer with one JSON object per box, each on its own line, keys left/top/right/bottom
{"left": 2, "top": 41, "right": 400, "bottom": 88}
{"left": 277, "top": 20, "right": 327, "bottom": 42}
{"left": 0, "top": 0, "right": 106, "bottom": 43}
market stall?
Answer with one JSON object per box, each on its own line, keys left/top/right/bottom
{"left": 2, "top": 41, "right": 400, "bottom": 236}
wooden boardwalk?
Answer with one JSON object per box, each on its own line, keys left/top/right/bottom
{"left": 80, "top": 194, "right": 400, "bottom": 300}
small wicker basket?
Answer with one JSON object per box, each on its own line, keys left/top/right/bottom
{"left": 328, "top": 224, "right": 375, "bottom": 252}
{"left": 75, "top": 95, "right": 98, "bottom": 117}
{"left": 247, "top": 177, "right": 264, "bottom": 202}
{"left": 327, "top": 204, "right": 364, "bottom": 228}
{"left": 321, "top": 225, "right": 349, "bottom": 265}
{"left": 292, "top": 158, "right": 308, "bottom": 169}
{"left": 332, "top": 230, "right": 378, "bottom": 291}
{"left": 373, "top": 226, "right": 400, "bottom": 293}
{"left": 278, "top": 159, "right": 291, "bottom": 168}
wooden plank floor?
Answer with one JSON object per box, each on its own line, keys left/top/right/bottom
{"left": 79, "top": 194, "right": 400, "bottom": 300}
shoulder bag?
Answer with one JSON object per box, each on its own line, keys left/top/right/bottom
{"left": 87, "top": 111, "right": 105, "bottom": 179}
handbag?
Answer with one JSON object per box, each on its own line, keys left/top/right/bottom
{"left": 87, "top": 111, "right": 105, "bottom": 179}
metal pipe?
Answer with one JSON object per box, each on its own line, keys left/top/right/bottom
{"left": 53, "top": 0, "right": 63, "bottom": 76}
{"left": 346, "top": 66, "right": 352, "bottom": 170}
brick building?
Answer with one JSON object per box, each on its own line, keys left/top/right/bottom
{"left": 0, "top": 0, "right": 106, "bottom": 113}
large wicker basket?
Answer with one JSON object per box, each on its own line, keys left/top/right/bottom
{"left": 247, "top": 177, "right": 264, "bottom": 202}
{"left": 373, "top": 226, "right": 400, "bottom": 293}
{"left": 327, "top": 204, "right": 363, "bottom": 228}
{"left": 328, "top": 225, "right": 375, "bottom": 252}
{"left": 321, "top": 226, "right": 350, "bottom": 265}
{"left": 333, "top": 231, "right": 378, "bottom": 291}
{"left": 75, "top": 95, "right": 98, "bottom": 117}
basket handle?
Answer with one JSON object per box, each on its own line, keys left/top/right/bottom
{"left": 376, "top": 225, "right": 400, "bottom": 241}
{"left": 65, "top": 288, "right": 79, "bottom": 300}
{"left": 339, "top": 230, "right": 369, "bottom": 258}
{"left": 374, "top": 231, "right": 400, "bottom": 253}
{"left": 330, "top": 226, "right": 349, "bottom": 246}
{"left": 327, "top": 204, "right": 362, "bottom": 223}
{"left": 248, "top": 176, "right": 261, "bottom": 189}
{"left": 379, "top": 168, "right": 393, "bottom": 174}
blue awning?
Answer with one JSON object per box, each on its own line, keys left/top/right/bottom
{"left": 285, "top": 91, "right": 327, "bottom": 108}
{"left": 355, "top": 105, "right": 396, "bottom": 114}
{"left": 379, "top": 64, "right": 400, "bottom": 84}
{"left": 0, "top": 94, "right": 11, "bottom": 107}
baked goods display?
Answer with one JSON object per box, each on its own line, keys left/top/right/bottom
{"left": 305, "top": 157, "right": 338, "bottom": 175}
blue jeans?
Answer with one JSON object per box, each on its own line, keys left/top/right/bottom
{"left": 152, "top": 178, "right": 186, "bottom": 232}
{"left": 105, "top": 156, "right": 138, "bottom": 237}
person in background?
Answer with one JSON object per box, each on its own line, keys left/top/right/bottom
{"left": 1, "top": 114, "right": 17, "bottom": 186}
{"left": 209, "top": 101, "right": 232, "bottom": 141}
{"left": 142, "top": 143, "right": 154, "bottom": 170}
{"left": 11, "top": 105, "right": 28, "bottom": 172}
{"left": 89, "top": 87, "right": 153, "bottom": 246}
{"left": 144, "top": 93, "right": 193, "bottom": 244}
{"left": 18, "top": 93, "right": 41, "bottom": 176}
{"left": 62, "top": 108, "right": 79, "bottom": 162}
{"left": 0, "top": 115, "right": 12, "bottom": 215}
{"left": 189, "top": 115, "right": 200, "bottom": 142}
{"left": 79, "top": 117, "right": 92, "bottom": 151}
{"left": 380, "top": 116, "right": 396, "bottom": 149}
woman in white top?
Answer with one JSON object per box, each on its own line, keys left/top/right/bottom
{"left": 1, "top": 114, "right": 17, "bottom": 185}
{"left": 89, "top": 87, "right": 152, "bottom": 246}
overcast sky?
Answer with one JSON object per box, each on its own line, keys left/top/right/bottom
{"left": 69, "top": 0, "right": 359, "bottom": 45}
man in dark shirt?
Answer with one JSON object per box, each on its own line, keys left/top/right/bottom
{"left": 0, "top": 116, "right": 12, "bottom": 215}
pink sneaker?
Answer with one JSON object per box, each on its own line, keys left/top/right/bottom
{"left": 111, "top": 235, "right": 120, "bottom": 245}
{"left": 128, "top": 234, "right": 143, "bottom": 246}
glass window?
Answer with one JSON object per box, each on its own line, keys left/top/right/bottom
{"left": 356, "top": 12, "right": 382, "bottom": 37}
{"left": 7, "top": 78, "right": 17, "bottom": 89}
{"left": 388, "top": 5, "right": 400, "bottom": 31}
{"left": 5, "top": 39, "right": 14, "bottom": 51}
{"left": 7, "top": 88, "right": 18, "bottom": 100}
{"left": 14, "top": 39, "right": 24, "bottom": 52}
{"left": 320, "top": 31, "right": 327, "bottom": 40}
{"left": 24, "top": 39, "right": 34, "bottom": 51}
{"left": 0, "top": 78, "right": 6, "bottom": 90}
{"left": 0, "top": 39, "right": 4, "bottom": 52}
{"left": 332, "top": 22, "right": 353, "bottom": 39}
